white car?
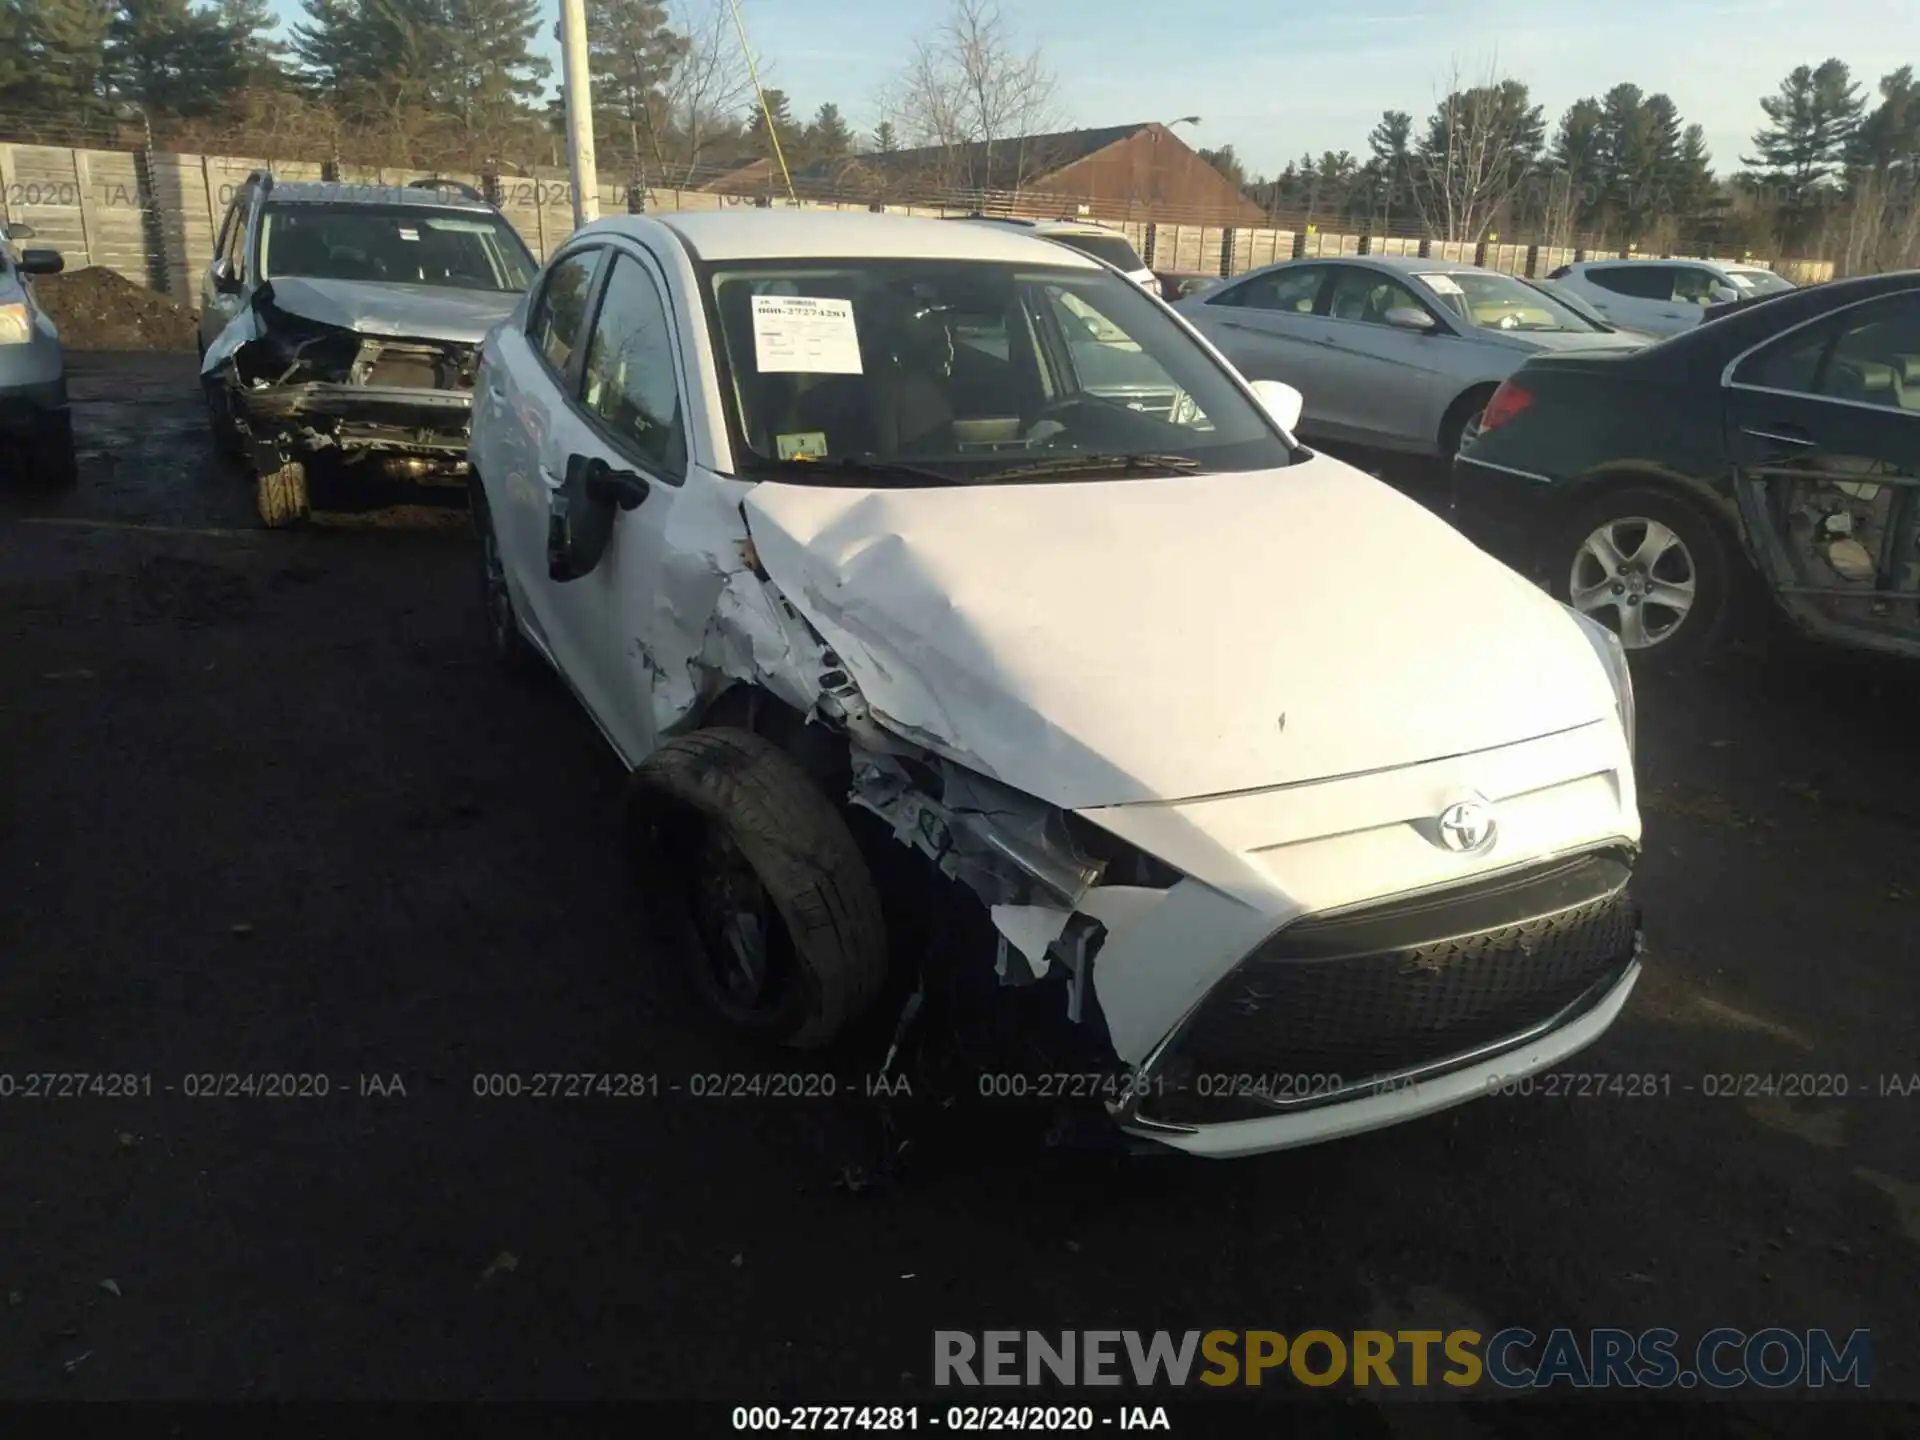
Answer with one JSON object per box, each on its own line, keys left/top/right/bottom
{"left": 1546, "top": 258, "right": 1796, "bottom": 339}
{"left": 952, "top": 215, "right": 1160, "bottom": 293}
{"left": 468, "top": 210, "right": 1644, "bottom": 1159}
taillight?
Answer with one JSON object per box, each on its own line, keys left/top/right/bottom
{"left": 1478, "top": 379, "right": 1533, "bottom": 433}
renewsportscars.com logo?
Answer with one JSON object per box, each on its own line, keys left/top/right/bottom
{"left": 933, "top": 1328, "right": 1873, "bottom": 1390}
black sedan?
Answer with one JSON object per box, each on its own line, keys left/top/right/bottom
{"left": 1451, "top": 269, "right": 1920, "bottom": 665}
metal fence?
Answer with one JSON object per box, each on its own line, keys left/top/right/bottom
{"left": 0, "top": 138, "right": 1837, "bottom": 308}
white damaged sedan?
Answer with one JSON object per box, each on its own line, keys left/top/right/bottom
{"left": 468, "top": 210, "right": 1643, "bottom": 1159}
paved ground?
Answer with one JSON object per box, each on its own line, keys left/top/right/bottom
{"left": 2, "top": 355, "right": 1918, "bottom": 1427}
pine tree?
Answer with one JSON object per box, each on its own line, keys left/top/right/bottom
{"left": 584, "top": 0, "right": 686, "bottom": 163}
{"left": 871, "top": 120, "right": 898, "bottom": 154}
{"left": 214, "top": 0, "right": 289, "bottom": 89}
{"left": 802, "top": 102, "right": 853, "bottom": 168}
{"left": 3, "top": 0, "right": 113, "bottom": 119}
{"left": 1363, "top": 109, "right": 1411, "bottom": 230}
{"left": 108, "top": 0, "right": 243, "bottom": 117}
{"left": 1744, "top": 59, "right": 1866, "bottom": 209}
{"left": 1550, "top": 97, "right": 1607, "bottom": 232}
{"left": 744, "top": 86, "right": 801, "bottom": 165}
{"left": 1847, "top": 66, "right": 1920, "bottom": 179}
{"left": 441, "top": 0, "right": 549, "bottom": 136}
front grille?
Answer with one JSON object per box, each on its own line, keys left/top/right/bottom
{"left": 1140, "top": 851, "right": 1640, "bottom": 1125}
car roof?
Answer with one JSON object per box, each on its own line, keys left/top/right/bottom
{"left": 643, "top": 209, "right": 1102, "bottom": 266}
{"left": 264, "top": 180, "right": 495, "bottom": 213}
{"left": 1649, "top": 268, "right": 1920, "bottom": 366}
{"left": 965, "top": 216, "right": 1124, "bottom": 236}
{"left": 1236, "top": 254, "right": 1493, "bottom": 280}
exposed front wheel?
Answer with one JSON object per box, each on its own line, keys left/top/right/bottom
{"left": 255, "top": 459, "right": 310, "bottom": 528}
{"left": 1552, "top": 486, "right": 1734, "bottom": 663}
{"left": 469, "top": 478, "right": 538, "bottom": 673}
{"left": 628, "top": 727, "right": 890, "bottom": 1050}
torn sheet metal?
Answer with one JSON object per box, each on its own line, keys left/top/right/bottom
{"left": 199, "top": 302, "right": 261, "bottom": 376}
{"left": 740, "top": 469, "right": 1616, "bottom": 811}
{"left": 989, "top": 905, "right": 1071, "bottom": 981}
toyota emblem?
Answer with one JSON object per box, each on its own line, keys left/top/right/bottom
{"left": 1435, "top": 795, "right": 1499, "bottom": 854}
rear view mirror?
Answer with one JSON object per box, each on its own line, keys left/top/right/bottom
{"left": 548, "top": 455, "right": 644, "bottom": 581}
{"left": 5, "top": 222, "right": 34, "bottom": 239}
{"left": 19, "top": 249, "right": 63, "bottom": 276}
{"left": 211, "top": 257, "right": 241, "bottom": 293}
{"left": 1384, "top": 306, "right": 1437, "bottom": 332}
{"left": 1248, "top": 378, "right": 1305, "bottom": 434}
{"left": 1709, "top": 285, "right": 1740, "bottom": 305}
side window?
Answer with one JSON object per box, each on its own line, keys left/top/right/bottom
{"left": 1588, "top": 265, "right": 1673, "bottom": 300}
{"left": 1734, "top": 293, "right": 1920, "bottom": 411}
{"left": 580, "top": 253, "right": 687, "bottom": 478}
{"left": 527, "top": 248, "right": 600, "bottom": 378}
{"left": 1821, "top": 295, "right": 1920, "bottom": 412}
{"left": 1212, "top": 265, "right": 1325, "bottom": 314}
{"left": 1326, "top": 267, "right": 1427, "bottom": 325}
{"left": 1671, "top": 268, "right": 1720, "bottom": 305}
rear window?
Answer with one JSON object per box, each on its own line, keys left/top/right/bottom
{"left": 1047, "top": 231, "right": 1146, "bottom": 273}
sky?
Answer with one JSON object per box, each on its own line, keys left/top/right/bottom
{"left": 266, "top": 0, "right": 1920, "bottom": 179}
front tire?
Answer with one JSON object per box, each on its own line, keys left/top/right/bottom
{"left": 628, "top": 727, "right": 890, "bottom": 1050}
{"left": 255, "top": 459, "right": 310, "bottom": 529}
{"left": 469, "top": 478, "right": 538, "bottom": 673}
{"left": 1552, "top": 485, "right": 1735, "bottom": 664}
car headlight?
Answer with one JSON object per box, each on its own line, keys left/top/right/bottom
{"left": 0, "top": 302, "right": 33, "bottom": 345}
{"left": 1564, "top": 604, "right": 1634, "bottom": 762}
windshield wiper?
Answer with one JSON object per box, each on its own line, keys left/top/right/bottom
{"left": 985, "top": 453, "right": 1204, "bottom": 482}
{"left": 768, "top": 454, "right": 959, "bottom": 487}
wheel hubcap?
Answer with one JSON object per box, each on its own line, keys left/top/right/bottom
{"left": 1569, "top": 517, "right": 1696, "bottom": 649}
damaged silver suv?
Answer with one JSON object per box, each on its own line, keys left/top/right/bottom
{"left": 198, "top": 174, "right": 538, "bottom": 527}
{"left": 470, "top": 211, "right": 1644, "bottom": 1160}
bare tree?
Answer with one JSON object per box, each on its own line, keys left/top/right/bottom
{"left": 879, "top": 0, "right": 1059, "bottom": 195}
{"left": 656, "top": 0, "right": 757, "bottom": 185}
{"left": 1410, "top": 58, "right": 1544, "bottom": 244}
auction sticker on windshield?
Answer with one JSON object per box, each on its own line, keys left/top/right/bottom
{"left": 752, "top": 295, "right": 863, "bottom": 374}
{"left": 1419, "top": 273, "right": 1465, "bottom": 295}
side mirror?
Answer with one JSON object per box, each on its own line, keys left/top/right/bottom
{"left": 1708, "top": 285, "right": 1740, "bottom": 305}
{"left": 211, "top": 257, "right": 241, "bottom": 293}
{"left": 1384, "top": 306, "right": 1437, "bottom": 333}
{"left": 1247, "top": 378, "right": 1305, "bottom": 434}
{"left": 19, "top": 249, "right": 64, "bottom": 276}
{"left": 6, "top": 222, "right": 34, "bottom": 239}
{"left": 547, "top": 454, "right": 643, "bottom": 582}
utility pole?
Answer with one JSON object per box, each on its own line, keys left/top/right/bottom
{"left": 559, "top": 0, "right": 601, "bottom": 227}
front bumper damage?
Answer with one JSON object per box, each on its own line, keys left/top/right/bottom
{"left": 619, "top": 482, "right": 1646, "bottom": 1160}
{"left": 201, "top": 283, "right": 479, "bottom": 483}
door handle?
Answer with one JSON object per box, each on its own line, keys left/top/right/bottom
{"left": 1741, "top": 426, "right": 1816, "bottom": 447}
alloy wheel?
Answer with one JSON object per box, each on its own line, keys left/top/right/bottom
{"left": 1568, "top": 516, "right": 1697, "bottom": 649}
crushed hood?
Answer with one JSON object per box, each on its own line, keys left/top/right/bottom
{"left": 253, "top": 277, "right": 518, "bottom": 344}
{"left": 743, "top": 457, "right": 1619, "bottom": 810}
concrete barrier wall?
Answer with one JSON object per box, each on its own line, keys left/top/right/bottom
{"left": 0, "top": 140, "right": 1837, "bottom": 307}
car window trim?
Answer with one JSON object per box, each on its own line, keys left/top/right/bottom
{"left": 567, "top": 241, "right": 692, "bottom": 487}
{"left": 1721, "top": 286, "right": 1920, "bottom": 393}
{"left": 526, "top": 242, "right": 607, "bottom": 394}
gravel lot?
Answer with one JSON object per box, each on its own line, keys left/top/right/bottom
{"left": 2, "top": 354, "right": 1917, "bottom": 1429}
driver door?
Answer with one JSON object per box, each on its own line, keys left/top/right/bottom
{"left": 1304, "top": 265, "right": 1455, "bottom": 448}
{"left": 529, "top": 244, "right": 695, "bottom": 768}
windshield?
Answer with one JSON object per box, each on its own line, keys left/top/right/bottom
{"left": 1728, "top": 268, "right": 1796, "bottom": 297}
{"left": 1045, "top": 231, "right": 1147, "bottom": 273}
{"left": 699, "top": 258, "right": 1293, "bottom": 485}
{"left": 260, "top": 203, "right": 536, "bottom": 292}
{"left": 1416, "top": 269, "right": 1604, "bottom": 333}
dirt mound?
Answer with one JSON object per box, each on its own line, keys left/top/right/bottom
{"left": 33, "top": 266, "right": 198, "bottom": 353}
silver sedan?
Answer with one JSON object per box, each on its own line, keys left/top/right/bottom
{"left": 1174, "top": 255, "right": 1647, "bottom": 458}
